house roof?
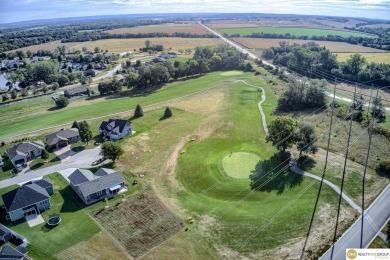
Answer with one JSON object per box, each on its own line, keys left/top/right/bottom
{"left": 99, "top": 119, "right": 130, "bottom": 135}
{"left": 46, "top": 129, "right": 79, "bottom": 146}
{"left": 0, "top": 245, "right": 26, "bottom": 259}
{"left": 78, "top": 172, "right": 125, "bottom": 196}
{"left": 68, "top": 169, "right": 97, "bottom": 186}
{"left": 1, "top": 184, "right": 50, "bottom": 212}
{"left": 6, "top": 141, "right": 45, "bottom": 160}
{"left": 64, "top": 87, "right": 89, "bottom": 96}
{"left": 94, "top": 168, "right": 111, "bottom": 177}
{"left": 25, "top": 178, "right": 53, "bottom": 189}
{"left": 0, "top": 224, "right": 10, "bottom": 238}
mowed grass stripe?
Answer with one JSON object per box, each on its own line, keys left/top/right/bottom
{"left": 0, "top": 72, "right": 248, "bottom": 139}
{"left": 217, "top": 27, "right": 375, "bottom": 38}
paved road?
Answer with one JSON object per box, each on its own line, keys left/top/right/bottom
{"left": 0, "top": 146, "right": 102, "bottom": 189}
{"left": 325, "top": 91, "right": 390, "bottom": 111}
{"left": 290, "top": 165, "right": 362, "bottom": 213}
{"left": 321, "top": 184, "right": 390, "bottom": 260}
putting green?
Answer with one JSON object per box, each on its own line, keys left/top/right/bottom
{"left": 222, "top": 152, "right": 261, "bottom": 178}
{"left": 220, "top": 71, "right": 244, "bottom": 76}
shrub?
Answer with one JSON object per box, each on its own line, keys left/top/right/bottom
{"left": 41, "top": 149, "right": 49, "bottom": 160}
{"left": 163, "top": 107, "right": 172, "bottom": 118}
{"left": 375, "top": 159, "right": 390, "bottom": 176}
{"left": 134, "top": 104, "right": 144, "bottom": 118}
{"left": 55, "top": 96, "right": 69, "bottom": 108}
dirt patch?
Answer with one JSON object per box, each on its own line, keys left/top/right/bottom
{"left": 6, "top": 40, "right": 81, "bottom": 53}
{"left": 56, "top": 231, "right": 132, "bottom": 260}
{"left": 171, "top": 88, "right": 227, "bottom": 114}
{"left": 160, "top": 136, "right": 189, "bottom": 177}
{"left": 92, "top": 187, "right": 183, "bottom": 259}
{"left": 198, "top": 215, "right": 218, "bottom": 236}
{"left": 106, "top": 23, "right": 209, "bottom": 35}
{"left": 119, "top": 133, "right": 151, "bottom": 171}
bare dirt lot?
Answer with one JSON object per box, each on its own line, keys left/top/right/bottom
{"left": 92, "top": 187, "right": 183, "bottom": 259}
{"left": 106, "top": 23, "right": 209, "bottom": 35}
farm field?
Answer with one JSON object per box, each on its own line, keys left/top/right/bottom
{"left": 336, "top": 52, "right": 390, "bottom": 64}
{"left": 231, "top": 37, "right": 387, "bottom": 53}
{"left": 106, "top": 22, "right": 209, "bottom": 35}
{"left": 217, "top": 26, "right": 374, "bottom": 38}
{"left": 73, "top": 37, "right": 223, "bottom": 53}
{"left": 5, "top": 40, "right": 82, "bottom": 53}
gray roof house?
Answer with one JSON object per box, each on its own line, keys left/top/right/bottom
{"left": 6, "top": 141, "right": 45, "bottom": 170}
{"left": 1, "top": 180, "right": 53, "bottom": 222}
{"left": 0, "top": 225, "right": 12, "bottom": 243}
{"left": 64, "top": 86, "right": 89, "bottom": 98}
{"left": 0, "top": 245, "right": 28, "bottom": 260}
{"left": 0, "top": 155, "right": 3, "bottom": 167}
{"left": 45, "top": 128, "right": 80, "bottom": 149}
{"left": 99, "top": 119, "right": 131, "bottom": 141}
{"left": 68, "top": 168, "right": 126, "bottom": 205}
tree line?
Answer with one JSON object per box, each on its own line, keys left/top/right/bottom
{"left": 263, "top": 41, "right": 390, "bottom": 88}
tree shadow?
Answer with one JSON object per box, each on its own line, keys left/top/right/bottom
{"left": 297, "top": 155, "right": 317, "bottom": 172}
{"left": 29, "top": 162, "right": 44, "bottom": 170}
{"left": 159, "top": 116, "right": 171, "bottom": 121}
{"left": 249, "top": 151, "right": 303, "bottom": 194}
{"left": 47, "top": 106, "right": 63, "bottom": 111}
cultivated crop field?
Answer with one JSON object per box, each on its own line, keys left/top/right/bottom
{"left": 106, "top": 22, "right": 209, "bottom": 35}
{"left": 217, "top": 26, "right": 374, "bottom": 38}
{"left": 6, "top": 40, "right": 82, "bottom": 53}
{"left": 92, "top": 187, "right": 183, "bottom": 258}
{"left": 336, "top": 52, "right": 390, "bottom": 64}
{"left": 231, "top": 38, "right": 387, "bottom": 53}
{"left": 73, "top": 37, "right": 222, "bottom": 53}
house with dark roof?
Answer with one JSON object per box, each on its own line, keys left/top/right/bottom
{"left": 0, "top": 245, "right": 28, "bottom": 260}
{"left": 1, "top": 180, "right": 53, "bottom": 221}
{"left": 6, "top": 141, "right": 45, "bottom": 170}
{"left": 68, "top": 168, "right": 126, "bottom": 205}
{"left": 45, "top": 128, "right": 80, "bottom": 149}
{"left": 99, "top": 119, "right": 131, "bottom": 141}
{"left": 0, "top": 225, "right": 12, "bottom": 243}
{"left": 64, "top": 87, "right": 89, "bottom": 99}
{"left": 84, "top": 69, "right": 96, "bottom": 77}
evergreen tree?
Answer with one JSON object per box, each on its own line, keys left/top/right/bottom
{"left": 164, "top": 107, "right": 173, "bottom": 118}
{"left": 41, "top": 149, "right": 49, "bottom": 160}
{"left": 134, "top": 104, "right": 144, "bottom": 118}
{"left": 79, "top": 120, "right": 93, "bottom": 144}
{"left": 72, "top": 121, "right": 80, "bottom": 129}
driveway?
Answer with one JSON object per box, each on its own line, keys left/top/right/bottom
{"left": 0, "top": 146, "right": 102, "bottom": 189}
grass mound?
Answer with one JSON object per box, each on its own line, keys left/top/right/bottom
{"left": 222, "top": 152, "right": 260, "bottom": 178}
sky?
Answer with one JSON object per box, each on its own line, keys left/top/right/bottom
{"left": 1, "top": 0, "right": 390, "bottom": 24}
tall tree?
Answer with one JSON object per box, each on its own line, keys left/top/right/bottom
{"left": 295, "top": 122, "right": 318, "bottom": 156}
{"left": 134, "top": 104, "right": 144, "bottom": 118}
{"left": 79, "top": 121, "right": 93, "bottom": 145}
{"left": 346, "top": 53, "right": 367, "bottom": 78}
{"left": 266, "top": 116, "right": 298, "bottom": 152}
{"left": 100, "top": 141, "right": 124, "bottom": 163}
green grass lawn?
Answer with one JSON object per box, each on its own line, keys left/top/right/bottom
{"left": 0, "top": 72, "right": 249, "bottom": 139}
{"left": 217, "top": 27, "right": 375, "bottom": 38}
{"left": 3, "top": 174, "right": 101, "bottom": 259}
{"left": 176, "top": 80, "right": 350, "bottom": 256}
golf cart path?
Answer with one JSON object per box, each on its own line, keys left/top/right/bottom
{"left": 238, "top": 79, "right": 361, "bottom": 212}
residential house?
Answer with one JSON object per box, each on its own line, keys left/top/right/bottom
{"left": 68, "top": 168, "right": 126, "bottom": 205}
{"left": 0, "top": 155, "right": 3, "bottom": 167}
{"left": 1, "top": 180, "right": 53, "bottom": 221}
{"left": 168, "top": 52, "right": 177, "bottom": 58}
{"left": 45, "top": 128, "right": 80, "bottom": 149}
{"left": 94, "top": 63, "right": 108, "bottom": 70}
{"left": 0, "top": 225, "right": 12, "bottom": 243}
{"left": 29, "top": 56, "right": 39, "bottom": 64}
{"left": 84, "top": 69, "right": 96, "bottom": 77}
{"left": 6, "top": 141, "right": 45, "bottom": 170}
{"left": 72, "top": 63, "right": 82, "bottom": 69}
{"left": 99, "top": 119, "right": 131, "bottom": 141}
{"left": 0, "top": 245, "right": 28, "bottom": 260}
{"left": 24, "top": 178, "right": 54, "bottom": 196}
{"left": 152, "top": 57, "right": 166, "bottom": 63}
{"left": 64, "top": 86, "right": 89, "bottom": 99}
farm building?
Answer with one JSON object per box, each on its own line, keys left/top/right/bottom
{"left": 68, "top": 168, "right": 126, "bottom": 205}
{"left": 45, "top": 128, "right": 80, "bottom": 149}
